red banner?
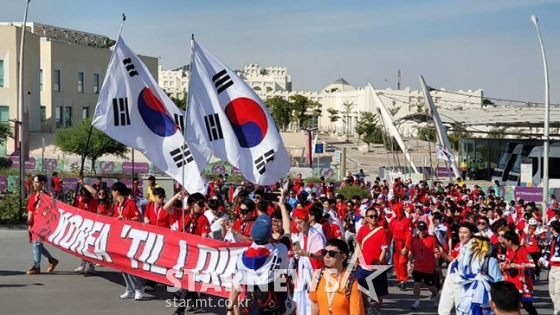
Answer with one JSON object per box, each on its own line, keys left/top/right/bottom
{"left": 31, "top": 195, "right": 250, "bottom": 298}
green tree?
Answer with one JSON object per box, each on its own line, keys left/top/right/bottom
{"left": 327, "top": 108, "right": 340, "bottom": 122}
{"left": 341, "top": 101, "right": 355, "bottom": 142}
{"left": 355, "top": 111, "right": 379, "bottom": 146}
{"left": 448, "top": 123, "right": 472, "bottom": 150}
{"left": 483, "top": 98, "right": 496, "bottom": 107}
{"left": 264, "top": 96, "right": 292, "bottom": 131}
{"left": 55, "top": 118, "right": 129, "bottom": 174}
{"left": 170, "top": 96, "right": 186, "bottom": 110}
{"left": 417, "top": 125, "right": 437, "bottom": 142}
{"left": 289, "top": 94, "right": 319, "bottom": 129}
{"left": 488, "top": 127, "right": 508, "bottom": 139}
{"left": 0, "top": 122, "right": 13, "bottom": 146}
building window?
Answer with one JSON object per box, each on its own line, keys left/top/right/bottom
{"left": 54, "top": 70, "right": 61, "bottom": 92}
{"left": 82, "top": 107, "right": 89, "bottom": 120}
{"left": 64, "top": 106, "right": 72, "bottom": 127}
{"left": 93, "top": 73, "right": 99, "bottom": 94}
{"left": 0, "top": 60, "right": 5, "bottom": 87}
{"left": 55, "top": 106, "right": 63, "bottom": 128}
{"left": 40, "top": 106, "right": 46, "bottom": 125}
{"left": 40, "top": 69, "right": 43, "bottom": 91}
{"left": 78, "top": 72, "right": 84, "bottom": 93}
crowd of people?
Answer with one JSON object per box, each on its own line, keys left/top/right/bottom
{"left": 23, "top": 172, "right": 560, "bottom": 315}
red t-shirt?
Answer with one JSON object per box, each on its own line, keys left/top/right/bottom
{"left": 113, "top": 199, "right": 141, "bottom": 220}
{"left": 411, "top": 235, "right": 438, "bottom": 273}
{"left": 97, "top": 203, "right": 112, "bottom": 216}
{"left": 76, "top": 196, "right": 98, "bottom": 213}
{"left": 233, "top": 218, "right": 256, "bottom": 237}
{"left": 520, "top": 232, "right": 540, "bottom": 253}
{"left": 505, "top": 246, "right": 535, "bottom": 292}
{"left": 330, "top": 222, "right": 343, "bottom": 239}
{"left": 356, "top": 225, "right": 389, "bottom": 265}
{"left": 177, "top": 212, "right": 210, "bottom": 236}
{"left": 52, "top": 177, "right": 62, "bottom": 192}
{"left": 451, "top": 242, "right": 463, "bottom": 259}
{"left": 144, "top": 201, "right": 171, "bottom": 228}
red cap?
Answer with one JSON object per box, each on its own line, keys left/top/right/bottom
{"left": 292, "top": 209, "right": 309, "bottom": 221}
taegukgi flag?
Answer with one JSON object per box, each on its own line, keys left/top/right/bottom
{"left": 436, "top": 144, "right": 454, "bottom": 164}
{"left": 92, "top": 36, "right": 210, "bottom": 193}
{"left": 185, "top": 39, "right": 290, "bottom": 185}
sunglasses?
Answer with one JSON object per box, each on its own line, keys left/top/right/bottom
{"left": 320, "top": 249, "right": 342, "bottom": 257}
{"left": 240, "top": 209, "right": 251, "bottom": 215}
{"left": 477, "top": 222, "right": 487, "bottom": 225}
{"left": 254, "top": 196, "right": 261, "bottom": 199}
{"left": 368, "top": 215, "right": 378, "bottom": 219}
{"left": 498, "top": 233, "right": 505, "bottom": 237}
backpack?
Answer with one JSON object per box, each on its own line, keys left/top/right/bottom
{"left": 243, "top": 281, "right": 288, "bottom": 315}
{"left": 313, "top": 268, "right": 357, "bottom": 299}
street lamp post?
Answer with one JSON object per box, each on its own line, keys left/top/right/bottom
{"left": 18, "top": 0, "right": 31, "bottom": 222}
{"left": 530, "top": 15, "right": 550, "bottom": 214}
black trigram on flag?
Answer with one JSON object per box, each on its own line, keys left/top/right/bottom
{"left": 122, "top": 58, "right": 138, "bottom": 77}
{"left": 212, "top": 69, "right": 233, "bottom": 94}
{"left": 170, "top": 144, "right": 194, "bottom": 168}
{"left": 255, "top": 149, "right": 275, "bottom": 175}
{"left": 174, "top": 114, "right": 185, "bottom": 134}
{"left": 112, "top": 98, "right": 131, "bottom": 126}
{"left": 204, "top": 114, "right": 224, "bottom": 141}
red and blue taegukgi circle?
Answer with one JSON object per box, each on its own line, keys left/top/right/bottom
{"left": 137, "top": 87, "right": 177, "bottom": 137}
{"left": 225, "top": 97, "right": 268, "bottom": 148}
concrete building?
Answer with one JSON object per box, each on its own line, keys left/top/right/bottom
{"left": 0, "top": 22, "right": 158, "bottom": 157}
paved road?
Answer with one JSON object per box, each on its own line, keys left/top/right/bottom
{"left": 0, "top": 228, "right": 553, "bottom": 315}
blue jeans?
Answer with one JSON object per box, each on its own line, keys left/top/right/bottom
{"left": 32, "top": 241, "right": 53, "bottom": 268}
{"left": 122, "top": 273, "right": 144, "bottom": 293}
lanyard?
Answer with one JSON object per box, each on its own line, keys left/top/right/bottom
{"left": 326, "top": 271, "right": 342, "bottom": 315}
{"left": 154, "top": 203, "right": 162, "bottom": 225}
{"left": 118, "top": 200, "right": 127, "bottom": 217}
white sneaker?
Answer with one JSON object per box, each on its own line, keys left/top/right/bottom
{"left": 84, "top": 264, "right": 95, "bottom": 275}
{"left": 412, "top": 300, "right": 420, "bottom": 310}
{"left": 120, "top": 291, "right": 134, "bottom": 299}
{"left": 134, "top": 290, "right": 143, "bottom": 300}
{"left": 74, "top": 263, "right": 85, "bottom": 273}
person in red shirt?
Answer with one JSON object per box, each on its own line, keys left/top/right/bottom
{"left": 166, "top": 192, "right": 210, "bottom": 314}
{"left": 25, "top": 173, "right": 32, "bottom": 197}
{"left": 389, "top": 203, "right": 412, "bottom": 290}
{"left": 335, "top": 194, "right": 348, "bottom": 220}
{"left": 408, "top": 221, "right": 440, "bottom": 310}
{"left": 229, "top": 199, "right": 257, "bottom": 241}
{"left": 111, "top": 182, "right": 144, "bottom": 301}
{"left": 74, "top": 179, "right": 100, "bottom": 274}
{"left": 26, "top": 175, "right": 59, "bottom": 275}
{"left": 502, "top": 230, "right": 538, "bottom": 315}
{"left": 356, "top": 208, "right": 389, "bottom": 314}
{"left": 96, "top": 189, "right": 113, "bottom": 216}
{"left": 520, "top": 218, "right": 545, "bottom": 281}
{"left": 144, "top": 187, "right": 171, "bottom": 229}
{"left": 51, "top": 172, "right": 63, "bottom": 200}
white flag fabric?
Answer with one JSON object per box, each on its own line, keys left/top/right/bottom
{"left": 92, "top": 36, "right": 210, "bottom": 193}
{"left": 436, "top": 144, "right": 454, "bottom": 164}
{"left": 185, "top": 39, "right": 290, "bottom": 185}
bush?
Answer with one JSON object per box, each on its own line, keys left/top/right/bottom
{"left": 0, "top": 157, "right": 13, "bottom": 169}
{"left": 335, "top": 185, "right": 370, "bottom": 200}
{"left": 0, "top": 190, "right": 27, "bottom": 224}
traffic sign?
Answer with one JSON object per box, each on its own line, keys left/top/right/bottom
{"left": 315, "top": 143, "right": 324, "bottom": 154}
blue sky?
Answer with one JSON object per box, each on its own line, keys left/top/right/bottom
{"left": 3, "top": 0, "right": 560, "bottom": 103}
